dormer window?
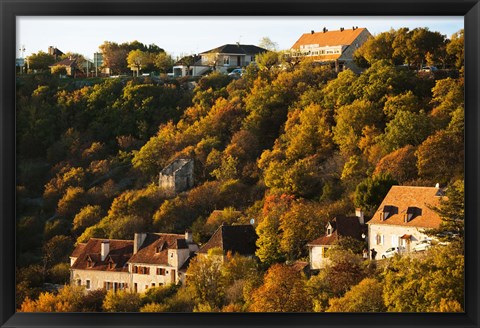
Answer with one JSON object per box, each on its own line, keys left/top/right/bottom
{"left": 327, "top": 227, "right": 332, "bottom": 235}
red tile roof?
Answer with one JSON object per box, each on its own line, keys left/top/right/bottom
{"left": 291, "top": 28, "right": 367, "bottom": 50}
{"left": 308, "top": 216, "right": 364, "bottom": 246}
{"left": 367, "top": 186, "right": 443, "bottom": 228}
{"left": 128, "top": 233, "right": 190, "bottom": 266}
{"left": 71, "top": 238, "right": 133, "bottom": 272}
{"left": 71, "top": 243, "right": 86, "bottom": 258}
{"left": 51, "top": 57, "right": 78, "bottom": 67}
{"left": 198, "top": 224, "right": 257, "bottom": 256}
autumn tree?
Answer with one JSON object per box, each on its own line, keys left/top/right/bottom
{"left": 154, "top": 52, "right": 174, "bottom": 73}
{"left": 374, "top": 145, "right": 418, "bottom": 183}
{"left": 102, "top": 290, "right": 141, "bottom": 312}
{"left": 327, "top": 278, "right": 386, "bottom": 312}
{"left": 446, "top": 29, "right": 464, "bottom": 71}
{"left": 415, "top": 130, "right": 464, "bottom": 184}
{"left": 383, "top": 242, "right": 464, "bottom": 312}
{"left": 186, "top": 251, "right": 225, "bottom": 310}
{"left": 72, "top": 205, "right": 104, "bottom": 234}
{"left": 127, "top": 49, "right": 152, "bottom": 76}
{"left": 250, "top": 264, "right": 312, "bottom": 312}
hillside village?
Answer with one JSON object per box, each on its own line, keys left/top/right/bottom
{"left": 16, "top": 26, "right": 464, "bottom": 313}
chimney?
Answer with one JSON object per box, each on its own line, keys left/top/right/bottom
{"left": 352, "top": 26, "right": 356, "bottom": 30}
{"left": 101, "top": 240, "right": 110, "bottom": 261}
{"left": 340, "top": 27, "right": 344, "bottom": 32}
{"left": 311, "top": 30, "right": 315, "bottom": 34}
{"left": 355, "top": 208, "right": 364, "bottom": 225}
{"left": 185, "top": 230, "right": 193, "bottom": 243}
{"left": 134, "top": 233, "right": 147, "bottom": 254}
{"left": 323, "top": 27, "right": 327, "bottom": 33}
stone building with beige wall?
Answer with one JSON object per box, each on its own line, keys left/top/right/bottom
{"left": 367, "top": 186, "right": 443, "bottom": 256}
{"left": 70, "top": 232, "right": 198, "bottom": 294}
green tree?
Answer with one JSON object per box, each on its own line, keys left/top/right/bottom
{"left": 429, "top": 179, "right": 464, "bottom": 238}
{"left": 381, "top": 110, "right": 431, "bottom": 153}
{"left": 333, "top": 99, "right": 384, "bottom": 157}
{"left": 354, "top": 174, "right": 398, "bottom": 214}
{"left": 26, "top": 51, "right": 55, "bottom": 71}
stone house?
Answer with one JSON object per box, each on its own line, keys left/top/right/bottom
{"left": 70, "top": 238, "right": 133, "bottom": 292}
{"left": 197, "top": 223, "right": 258, "bottom": 258}
{"left": 367, "top": 186, "right": 443, "bottom": 256}
{"left": 50, "top": 57, "right": 79, "bottom": 77}
{"left": 307, "top": 211, "right": 366, "bottom": 270}
{"left": 70, "top": 232, "right": 198, "bottom": 294}
{"left": 290, "top": 27, "right": 372, "bottom": 72}
{"left": 159, "top": 158, "right": 194, "bottom": 195}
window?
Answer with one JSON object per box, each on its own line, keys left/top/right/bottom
{"left": 376, "top": 234, "right": 384, "bottom": 245}
{"left": 77, "top": 279, "right": 81, "bottom": 286}
{"left": 152, "top": 283, "right": 156, "bottom": 287}
{"left": 223, "top": 57, "right": 230, "bottom": 65}
{"left": 391, "top": 235, "right": 398, "bottom": 247}
{"left": 134, "top": 283, "right": 138, "bottom": 293}
{"left": 87, "top": 260, "right": 93, "bottom": 268}
{"left": 157, "top": 268, "right": 166, "bottom": 275}
{"left": 86, "top": 280, "right": 90, "bottom": 289}
{"left": 133, "top": 266, "right": 138, "bottom": 273}
{"left": 322, "top": 247, "right": 329, "bottom": 258}
{"left": 327, "top": 228, "right": 332, "bottom": 235}
{"left": 170, "top": 253, "right": 174, "bottom": 258}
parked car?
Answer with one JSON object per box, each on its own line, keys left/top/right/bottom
{"left": 228, "top": 68, "right": 245, "bottom": 77}
{"left": 381, "top": 247, "right": 404, "bottom": 259}
{"left": 413, "top": 239, "right": 432, "bottom": 252}
{"left": 420, "top": 66, "right": 438, "bottom": 72}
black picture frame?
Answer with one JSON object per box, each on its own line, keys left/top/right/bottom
{"left": 1, "top": 0, "right": 479, "bottom": 327}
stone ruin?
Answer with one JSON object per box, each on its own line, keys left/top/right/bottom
{"left": 159, "top": 158, "right": 194, "bottom": 194}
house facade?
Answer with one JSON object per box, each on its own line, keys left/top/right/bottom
{"left": 367, "top": 186, "right": 443, "bottom": 256}
{"left": 128, "top": 232, "right": 198, "bottom": 293}
{"left": 308, "top": 211, "right": 366, "bottom": 270}
{"left": 198, "top": 43, "right": 267, "bottom": 74}
{"left": 70, "top": 238, "right": 133, "bottom": 292}
{"left": 290, "top": 27, "right": 371, "bottom": 72}
{"left": 172, "top": 55, "right": 210, "bottom": 78}
{"left": 70, "top": 232, "right": 198, "bottom": 293}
